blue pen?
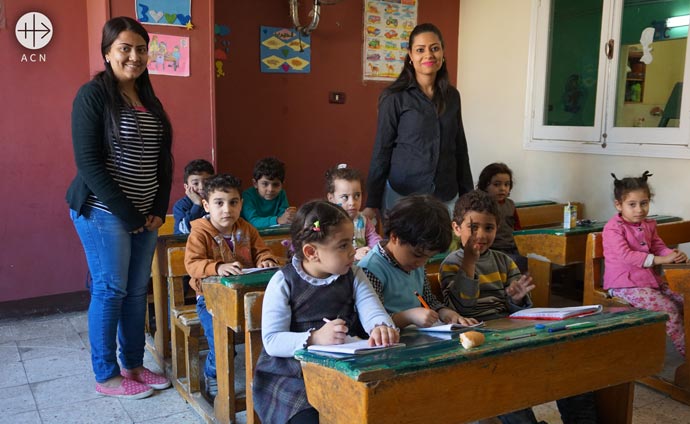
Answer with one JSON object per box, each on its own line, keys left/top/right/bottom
{"left": 548, "top": 322, "right": 597, "bottom": 333}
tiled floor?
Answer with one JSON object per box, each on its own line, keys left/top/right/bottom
{"left": 2, "top": 310, "right": 689, "bottom": 424}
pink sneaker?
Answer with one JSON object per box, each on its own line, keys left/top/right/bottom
{"left": 121, "top": 367, "right": 171, "bottom": 390}
{"left": 96, "top": 378, "right": 154, "bottom": 399}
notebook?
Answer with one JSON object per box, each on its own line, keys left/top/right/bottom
{"left": 307, "top": 338, "right": 405, "bottom": 355}
{"left": 241, "top": 266, "right": 279, "bottom": 275}
{"left": 414, "top": 321, "right": 485, "bottom": 332}
{"left": 509, "top": 305, "right": 603, "bottom": 320}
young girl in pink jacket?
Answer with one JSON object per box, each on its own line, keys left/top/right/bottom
{"left": 603, "top": 171, "right": 688, "bottom": 356}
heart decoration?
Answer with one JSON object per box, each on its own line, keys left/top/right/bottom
{"left": 148, "top": 10, "right": 164, "bottom": 23}
{"left": 281, "top": 63, "right": 290, "bottom": 72}
{"left": 164, "top": 13, "right": 177, "bottom": 24}
{"left": 280, "top": 47, "right": 290, "bottom": 58}
{"left": 177, "top": 14, "right": 191, "bottom": 25}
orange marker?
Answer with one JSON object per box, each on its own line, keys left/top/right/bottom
{"left": 414, "top": 291, "right": 430, "bottom": 309}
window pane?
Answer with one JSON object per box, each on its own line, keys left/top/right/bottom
{"left": 544, "top": 0, "right": 603, "bottom": 127}
{"left": 614, "top": 0, "right": 688, "bottom": 128}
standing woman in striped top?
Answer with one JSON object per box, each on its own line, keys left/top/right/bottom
{"left": 67, "top": 16, "right": 173, "bottom": 399}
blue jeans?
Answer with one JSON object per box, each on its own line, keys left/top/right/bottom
{"left": 70, "top": 207, "right": 157, "bottom": 383}
{"left": 197, "top": 295, "right": 216, "bottom": 378}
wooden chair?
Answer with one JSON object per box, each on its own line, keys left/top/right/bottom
{"left": 244, "top": 291, "right": 264, "bottom": 424}
{"left": 167, "top": 246, "right": 205, "bottom": 396}
{"left": 583, "top": 220, "right": 690, "bottom": 405}
{"left": 426, "top": 272, "right": 443, "bottom": 301}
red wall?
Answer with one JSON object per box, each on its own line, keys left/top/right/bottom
{"left": 0, "top": 0, "right": 214, "bottom": 302}
{"left": 215, "top": 0, "right": 460, "bottom": 205}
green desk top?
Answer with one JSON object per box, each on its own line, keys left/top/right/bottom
{"left": 202, "top": 269, "right": 277, "bottom": 288}
{"left": 258, "top": 225, "right": 291, "bottom": 237}
{"left": 514, "top": 200, "right": 557, "bottom": 208}
{"left": 427, "top": 251, "right": 449, "bottom": 265}
{"left": 513, "top": 215, "right": 680, "bottom": 236}
{"left": 294, "top": 308, "right": 666, "bottom": 381}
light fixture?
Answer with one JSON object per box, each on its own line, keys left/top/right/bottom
{"left": 666, "top": 15, "right": 689, "bottom": 28}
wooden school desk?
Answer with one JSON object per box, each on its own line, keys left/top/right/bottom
{"left": 659, "top": 263, "right": 690, "bottom": 398}
{"left": 202, "top": 270, "right": 276, "bottom": 424}
{"left": 513, "top": 215, "right": 680, "bottom": 307}
{"left": 296, "top": 308, "right": 666, "bottom": 424}
{"left": 150, "top": 233, "right": 188, "bottom": 366}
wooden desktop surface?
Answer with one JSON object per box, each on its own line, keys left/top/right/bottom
{"left": 296, "top": 309, "right": 666, "bottom": 424}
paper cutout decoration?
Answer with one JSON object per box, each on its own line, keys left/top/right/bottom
{"left": 215, "top": 24, "right": 231, "bottom": 78}
{"left": 260, "top": 26, "right": 311, "bottom": 73}
{"left": 147, "top": 33, "right": 190, "bottom": 77}
{"left": 136, "top": 0, "right": 191, "bottom": 28}
{"left": 363, "top": 0, "right": 418, "bottom": 81}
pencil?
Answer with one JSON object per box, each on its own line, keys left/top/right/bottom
{"left": 414, "top": 291, "right": 430, "bottom": 309}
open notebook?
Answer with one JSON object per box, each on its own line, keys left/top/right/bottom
{"left": 307, "top": 337, "right": 405, "bottom": 355}
{"left": 509, "top": 305, "right": 603, "bottom": 320}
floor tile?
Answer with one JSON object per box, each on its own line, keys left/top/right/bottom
{"left": 0, "top": 341, "right": 20, "bottom": 363}
{"left": 17, "top": 331, "right": 88, "bottom": 361}
{"left": 8, "top": 317, "right": 76, "bottom": 342}
{"left": 22, "top": 349, "right": 92, "bottom": 384}
{"left": 633, "top": 383, "right": 669, "bottom": 409}
{"left": 135, "top": 409, "right": 209, "bottom": 423}
{"left": 119, "top": 386, "right": 191, "bottom": 422}
{"left": 0, "top": 383, "right": 37, "bottom": 416}
{"left": 0, "top": 361, "right": 28, "bottom": 389}
{"left": 3, "top": 410, "right": 42, "bottom": 424}
{"left": 39, "top": 396, "right": 133, "bottom": 424}
{"left": 31, "top": 372, "right": 101, "bottom": 410}
{"left": 66, "top": 312, "right": 89, "bottom": 334}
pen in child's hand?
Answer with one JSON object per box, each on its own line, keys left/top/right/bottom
{"left": 414, "top": 291, "right": 430, "bottom": 309}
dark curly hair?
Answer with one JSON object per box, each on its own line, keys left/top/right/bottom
{"left": 383, "top": 195, "right": 451, "bottom": 253}
{"left": 452, "top": 190, "right": 501, "bottom": 225}
{"left": 324, "top": 164, "right": 364, "bottom": 194}
{"left": 290, "top": 200, "right": 352, "bottom": 260}
{"left": 611, "top": 171, "right": 653, "bottom": 202}
{"left": 183, "top": 159, "right": 214, "bottom": 183}
{"left": 252, "top": 157, "right": 286, "bottom": 182}
{"left": 202, "top": 174, "right": 242, "bottom": 199}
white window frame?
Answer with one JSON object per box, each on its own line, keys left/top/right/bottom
{"left": 524, "top": 0, "right": 690, "bottom": 159}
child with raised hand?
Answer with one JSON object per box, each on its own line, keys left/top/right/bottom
{"left": 359, "top": 194, "right": 476, "bottom": 328}
{"left": 241, "top": 157, "right": 296, "bottom": 228}
{"left": 325, "top": 164, "right": 382, "bottom": 260}
{"left": 477, "top": 162, "right": 527, "bottom": 272}
{"left": 184, "top": 174, "right": 279, "bottom": 399}
{"left": 442, "top": 189, "right": 598, "bottom": 424}
{"left": 173, "top": 159, "right": 214, "bottom": 234}
{"left": 253, "top": 200, "right": 398, "bottom": 424}
{"left": 441, "top": 190, "right": 534, "bottom": 320}
{"left": 604, "top": 171, "right": 688, "bottom": 356}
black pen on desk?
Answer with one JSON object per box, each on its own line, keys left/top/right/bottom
{"left": 548, "top": 322, "right": 597, "bottom": 333}
{"left": 505, "top": 333, "right": 537, "bottom": 341}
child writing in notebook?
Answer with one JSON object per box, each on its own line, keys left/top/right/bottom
{"left": 359, "top": 194, "right": 476, "bottom": 328}
{"left": 477, "top": 162, "right": 527, "bottom": 272}
{"left": 253, "top": 200, "right": 398, "bottom": 424}
{"left": 184, "top": 174, "right": 279, "bottom": 399}
{"left": 604, "top": 171, "right": 688, "bottom": 356}
{"left": 325, "top": 164, "right": 382, "bottom": 260}
{"left": 441, "top": 190, "right": 598, "bottom": 424}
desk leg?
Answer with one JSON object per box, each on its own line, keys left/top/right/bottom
{"left": 527, "top": 257, "right": 552, "bottom": 307}
{"left": 595, "top": 382, "right": 634, "bottom": 424}
{"left": 674, "top": 285, "right": 690, "bottom": 389}
{"left": 214, "top": 325, "right": 236, "bottom": 424}
{"left": 151, "top": 252, "right": 169, "bottom": 367}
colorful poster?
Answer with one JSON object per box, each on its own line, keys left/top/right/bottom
{"left": 363, "top": 0, "right": 418, "bottom": 81}
{"left": 214, "top": 24, "right": 231, "bottom": 78}
{"left": 136, "top": 0, "right": 192, "bottom": 28}
{"left": 147, "top": 34, "right": 190, "bottom": 77}
{"left": 260, "top": 26, "right": 311, "bottom": 73}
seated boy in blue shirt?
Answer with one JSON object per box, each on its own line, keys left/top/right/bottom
{"left": 241, "top": 157, "right": 296, "bottom": 228}
{"left": 441, "top": 190, "right": 597, "bottom": 424}
{"left": 173, "top": 159, "right": 214, "bottom": 234}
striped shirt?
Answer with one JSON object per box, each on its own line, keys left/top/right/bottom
{"left": 86, "top": 106, "right": 162, "bottom": 216}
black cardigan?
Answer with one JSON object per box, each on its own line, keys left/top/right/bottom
{"left": 66, "top": 80, "right": 172, "bottom": 231}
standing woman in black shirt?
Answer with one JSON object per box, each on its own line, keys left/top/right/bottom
{"left": 363, "top": 23, "right": 473, "bottom": 221}
{"left": 67, "top": 16, "right": 173, "bottom": 399}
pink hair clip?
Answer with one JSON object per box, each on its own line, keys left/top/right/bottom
{"left": 312, "top": 221, "right": 321, "bottom": 232}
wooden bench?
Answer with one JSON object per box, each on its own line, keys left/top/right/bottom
{"left": 583, "top": 220, "right": 690, "bottom": 405}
